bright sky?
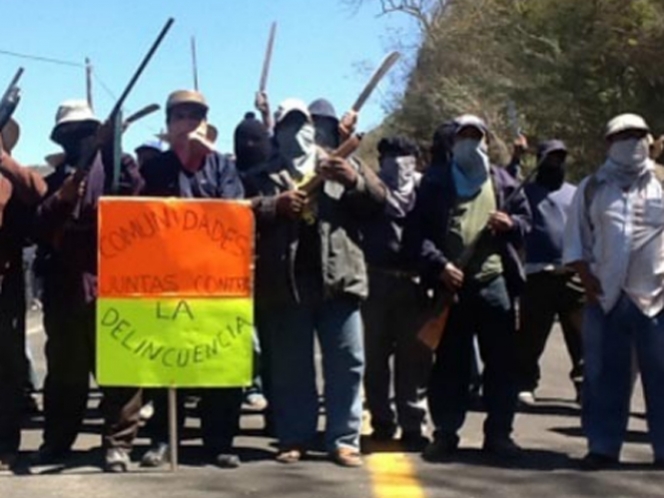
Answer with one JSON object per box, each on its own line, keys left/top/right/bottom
{"left": 0, "top": 0, "right": 415, "bottom": 166}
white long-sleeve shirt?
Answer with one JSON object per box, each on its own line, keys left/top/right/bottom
{"left": 563, "top": 164, "right": 664, "bottom": 317}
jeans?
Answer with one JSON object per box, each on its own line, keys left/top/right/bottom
{"left": 516, "top": 271, "right": 585, "bottom": 392}
{"left": 362, "top": 270, "right": 432, "bottom": 434}
{"left": 583, "top": 295, "right": 664, "bottom": 459}
{"left": 428, "top": 276, "right": 517, "bottom": 440}
{"left": 266, "top": 297, "right": 364, "bottom": 452}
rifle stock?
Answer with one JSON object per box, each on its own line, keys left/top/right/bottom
{"left": 416, "top": 160, "right": 542, "bottom": 351}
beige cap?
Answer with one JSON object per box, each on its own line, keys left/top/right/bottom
{"left": 50, "top": 100, "right": 101, "bottom": 143}
{"left": 605, "top": 113, "right": 649, "bottom": 138}
{"left": 166, "top": 90, "right": 208, "bottom": 112}
{"left": 1, "top": 118, "right": 19, "bottom": 153}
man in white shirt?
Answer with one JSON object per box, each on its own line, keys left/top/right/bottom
{"left": 564, "top": 113, "right": 664, "bottom": 470}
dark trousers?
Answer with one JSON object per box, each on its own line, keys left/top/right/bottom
{"left": 254, "top": 306, "right": 274, "bottom": 429}
{"left": 42, "top": 297, "right": 142, "bottom": 451}
{"left": 0, "top": 270, "right": 26, "bottom": 455}
{"left": 516, "top": 271, "right": 584, "bottom": 392}
{"left": 428, "top": 276, "right": 517, "bottom": 440}
{"left": 362, "top": 270, "right": 432, "bottom": 434}
{"left": 146, "top": 388, "right": 242, "bottom": 455}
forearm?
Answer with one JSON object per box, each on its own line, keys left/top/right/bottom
{"left": 0, "top": 151, "right": 47, "bottom": 205}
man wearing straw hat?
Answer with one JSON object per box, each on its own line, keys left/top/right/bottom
{"left": 33, "top": 100, "right": 143, "bottom": 473}
{"left": 139, "top": 90, "right": 245, "bottom": 470}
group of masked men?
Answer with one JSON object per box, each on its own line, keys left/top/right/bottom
{"left": 0, "top": 87, "right": 662, "bottom": 474}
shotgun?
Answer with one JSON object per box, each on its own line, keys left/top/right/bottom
{"left": 417, "top": 163, "right": 541, "bottom": 351}
{"left": 0, "top": 68, "right": 24, "bottom": 133}
{"left": 73, "top": 18, "right": 174, "bottom": 176}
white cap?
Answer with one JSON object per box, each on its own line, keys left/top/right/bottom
{"left": 274, "top": 98, "right": 311, "bottom": 126}
{"left": 51, "top": 100, "right": 101, "bottom": 143}
{"left": 605, "top": 113, "right": 649, "bottom": 138}
{"left": 454, "top": 114, "right": 488, "bottom": 135}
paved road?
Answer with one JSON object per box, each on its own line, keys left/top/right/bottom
{"left": 1, "top": 313, "right": 662, "bottom": 497}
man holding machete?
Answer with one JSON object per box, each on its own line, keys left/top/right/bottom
{"left": 406, "top": 115, "right": 531, "bottom": 462}
{"left": 244, "top": 98, "right": 385, "bottom": 467}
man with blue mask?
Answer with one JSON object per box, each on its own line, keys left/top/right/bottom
{"left": 564, "top": 114, "right": 664, "bottom": 470}
{"left": 405, "top": 114, "right": 531, "bottom": 462}
{"left": 245, "top": 98, "right": 386, "bottom": 468}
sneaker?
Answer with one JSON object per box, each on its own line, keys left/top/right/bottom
{"left": 0, "top": 453, "right": 17, "bottom": 471}
{"left": 518, "top": 391, "right": 536, "bottom": 406}
{"left": 244, "top": 393, "right": 268, "bottom": 411}
{"left": 579, "top": 452, "right": 619, "bottom": 471}
{"left": 215, "top": 453, "right": 241, "bottom": 469}
{"left": 275, "top": 447, "right": 304, "bottom": 464}
{"left": 482, "top": 437, "right": 522, "bottom": 459}
{"left": 422, "top": 434, "right": 459, "bottom": 462}
{"left": 139, "top": 402, "right": 154, "bottom": 421}
{"left": 400, "top": 431, "right": 430, "bottom": 452}
{"left": 105, "top": 448, "right": 130, "bottom": 473}
{"left": 330, "top": 448, "right": 363, "bottom": 468}
{"left": 140, "top": 443, "right": 170, "bottom": 468}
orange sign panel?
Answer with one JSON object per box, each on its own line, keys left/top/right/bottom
{"left": 98, "top": 198, "right": 254, "bottom": 298}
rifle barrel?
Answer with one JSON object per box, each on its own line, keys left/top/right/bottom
{"left": 110, "top": 18, "right": 174, "bottom": 118}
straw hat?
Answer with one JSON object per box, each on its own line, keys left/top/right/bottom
{"left": 1, "top": 118, "right": 19, "bottom": 153}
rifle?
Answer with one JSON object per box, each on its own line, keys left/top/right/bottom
{"left": 0, "top": 68, "right": 24, "bottom": 133}
{"left": 73, "top": 18, "right": 174, "bottom": 177}
{"left": 417, "top": 163, "right": 541, "bottom": 351}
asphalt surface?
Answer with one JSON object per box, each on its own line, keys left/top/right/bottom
{"left": 1, "top": 311, "right": 662, "bottom": 497}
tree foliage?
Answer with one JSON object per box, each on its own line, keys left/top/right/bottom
{"left": 356, "top": 0, "right": 664, "bottom": 178}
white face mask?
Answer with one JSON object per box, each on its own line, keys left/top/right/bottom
{"left": 452, "top": 138, "right": 489, "bottom": 175}
{"left": 380, "top": 156, "right": 417, "bottom": 191}
{"left": 608, "top": 137, "right": 650, "bottom": 170}
{"left": 276, "top": 122, "right": 317, "bottom": 177}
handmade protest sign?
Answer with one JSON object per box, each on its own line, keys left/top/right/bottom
{"left": 97, "top": 198, "right": 254, "bottom": 387}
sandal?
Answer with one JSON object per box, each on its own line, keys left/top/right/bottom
{"left": 330, "top": 447, "right": 363, "bottom": 468}
{"left": 276, "top": 447, "right": 304, "bottom": 464}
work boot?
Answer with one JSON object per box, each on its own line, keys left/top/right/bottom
{"left": 422, "top": 433, "right": 459, "bottom": 462}
{"left": 140, "top": 443, "right": 170, "bottom": 468}
{"left": 105, "top": 448, "right": 130, "bottom": 473}
{"left": 30, "top": 445, "right": 70, "bottom": 466}
{"left": 369, "top": 424, "right": 397, "bottom": 442}
{"left": 0, "top": 453, "right": 17, "bottom": 471}
{"left": 400, "top": 431, "right": 429, "bottom": 452}
{"left": 482, "top": 436, "right": 522, "bottom": 459}
{"left": 578, "top": 452, "right": 619, "bottom": 471}
{"left": 215, "top": 453, "right": 241, "bottom": 469}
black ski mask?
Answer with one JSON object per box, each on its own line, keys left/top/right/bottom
{"left": 233, "top": 112, "right": 271, "bottom": 172}
{"left": 536, "top": 151, "right": 566, "bottom": 191}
